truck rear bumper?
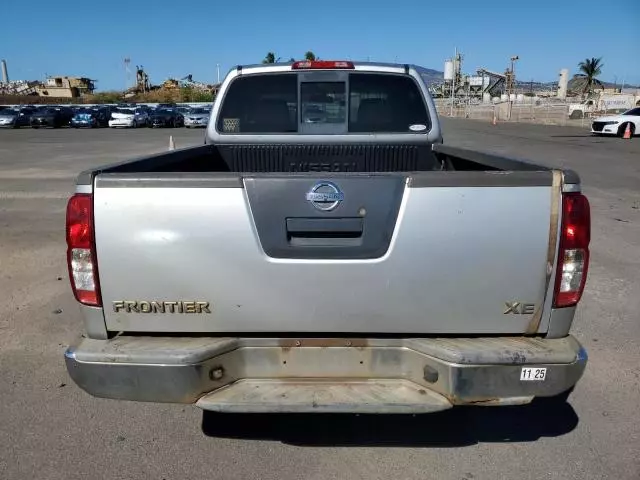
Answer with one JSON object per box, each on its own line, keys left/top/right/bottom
{"left": 64, "top": 336, "right": 587, "bottom": 413}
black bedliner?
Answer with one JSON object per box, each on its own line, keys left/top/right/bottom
{"left": 78, "top": 143, "right": 439, "bottom": 183}
{"left": 215, "top": 143, "right": 439, "bottom": 173}
{"left": 77, "top": 142, "right": 579, "bottom": 186}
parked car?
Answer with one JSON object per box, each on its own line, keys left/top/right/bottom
{"left": 71, "top": 108, "right": 110, "bottom": 128}
{"left": 108, "top": 107, "right": 148, "bottom": 128}
{"left": 591, "top": 107, "right": 640, "bottom": 137}
{"left": 0, "top": 106, "right": 36, "bottom": 128}
{"left": 30, "top": 107, "right": 74, "bottom": 128}
{"left": 64, "top": 60, "right": 590, "bottom": 417}
{"left": 100, "top": 105, "right": 118, "bottom": 119}
{"left": 183, "top": 107, "right": 210, "bottom": 128}
{"left": 148, "top": 108, "right": 184, "bottom": 128}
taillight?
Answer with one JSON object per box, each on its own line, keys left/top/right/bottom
{"left": 66, "top": 194, "right": 101, "bottom": 306}
{"left": 553, "top": 193, "right": 590, "bottom": 308}
{"left": 291, "top": 60, "right": 355, "bottom": 70}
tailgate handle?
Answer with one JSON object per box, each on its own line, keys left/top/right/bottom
{"left": 286, "top": 217, "right": 363, "bottom": 247}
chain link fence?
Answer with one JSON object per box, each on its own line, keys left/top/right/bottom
{"left": 435, "top": 99, "right": 575, "bottom": 126}
{"left": 433, "top": 98, "right": 622, "bottom": 128}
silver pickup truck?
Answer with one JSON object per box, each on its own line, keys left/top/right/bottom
{"left": 64, "top": 61, "right": 590, "bottom": 414}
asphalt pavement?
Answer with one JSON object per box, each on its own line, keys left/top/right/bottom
{"left": 0, "top": 122, "right": 638, "bottom": 480}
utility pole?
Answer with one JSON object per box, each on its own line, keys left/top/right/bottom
{"left": 450, "top": 47, "right": 457, "bottom": 117}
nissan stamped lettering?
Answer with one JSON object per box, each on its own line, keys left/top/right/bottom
{"left": 64, "top": 60, "right": 589, "bottom": 415}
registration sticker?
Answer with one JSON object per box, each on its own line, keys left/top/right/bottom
{"left": 520, "top": 367, "right": 547, "bottom": 381}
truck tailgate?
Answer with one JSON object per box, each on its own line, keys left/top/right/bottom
{"left": 94, "top": 172, "right": 558, "bottom": 334}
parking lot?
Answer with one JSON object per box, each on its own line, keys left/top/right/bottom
{"left": 0, "top": 120, "right": 639, "bottom": 480}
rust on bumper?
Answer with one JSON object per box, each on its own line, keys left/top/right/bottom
{"left": 65, "top": 335, "right": 587, "bottom": 413}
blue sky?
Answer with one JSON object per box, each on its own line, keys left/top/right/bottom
{"left": 2, "top": 0, "right": 639, "bottom": 91}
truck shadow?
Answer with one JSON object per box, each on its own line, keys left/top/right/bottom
{"left": 201, "top": 397, "right": 579, "bottom": 447}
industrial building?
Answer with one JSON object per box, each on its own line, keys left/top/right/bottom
{"left": 431, "top": 51, "right": 563, "bottom": 102}
{"left": 35, "top": 76, "right": 96, "bottom": 98}
{"left": 0, "top": 59, "right": 96, "bottom": 98}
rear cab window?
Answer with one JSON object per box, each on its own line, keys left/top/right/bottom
{"left": 217, "top": 69, "right": 430, "bottom": 135}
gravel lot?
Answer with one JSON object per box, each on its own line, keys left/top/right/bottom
{"left": 1, "top": 121, "right": 638, "bottom": 480}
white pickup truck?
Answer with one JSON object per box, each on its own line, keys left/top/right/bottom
{"left": 64, "top": 61, "right": 590, "bottom": 414}
{"left": 569, "top": 93, "right": 639, "bottom": 119}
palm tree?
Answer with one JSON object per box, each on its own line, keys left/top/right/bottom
{"left": 304, "top": 51, "right": 316, "bottom": 61}
{"left": 573, "top": 57, "right": 604, "bottom": 97}
{"left": 262, "top": 52, "right": 277, "bottom": 64}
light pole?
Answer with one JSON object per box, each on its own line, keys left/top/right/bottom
{"left": 508, "top": 55, "right": 519, "bottom": 120}
{"left": 124, "top": 57, "right": 131, "bottom": 91}
{"left": 216, "top": 64, "right": 220, "bottom": 84}
{"left": 508, "top": 55, "right": 519, "bottom": 96}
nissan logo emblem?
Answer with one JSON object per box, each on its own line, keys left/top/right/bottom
{"left": 305, "top": 182, "right": 344, "bottom": 211}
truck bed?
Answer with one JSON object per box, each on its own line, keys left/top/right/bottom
{"left": 78, "top": 143, "right": 568, "bottom": 179}
{"left": 78, "top": 143, "right": 577, "bottom": 336}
